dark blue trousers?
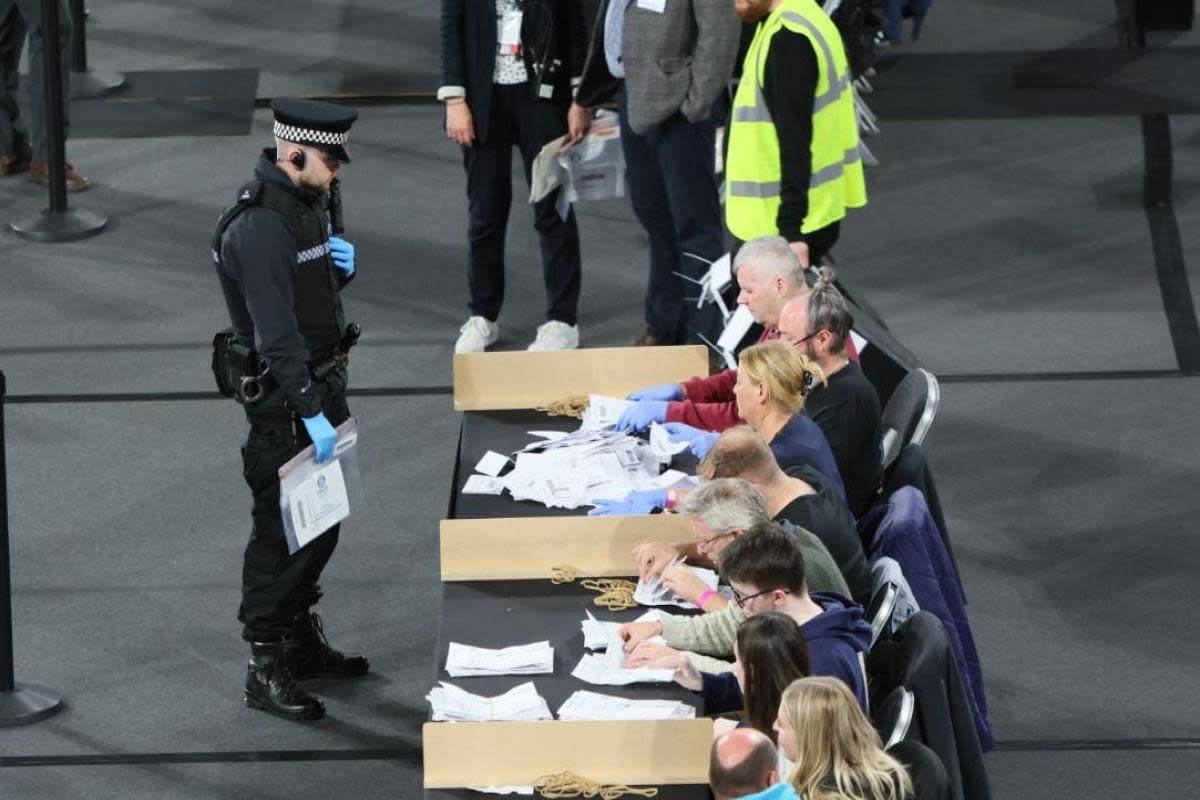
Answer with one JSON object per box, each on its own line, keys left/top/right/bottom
{"left": 462, "top": 83, "right": 582, "bottom": 326}
{"left": 618, "top": 91, "right": 725, "bottom": 346}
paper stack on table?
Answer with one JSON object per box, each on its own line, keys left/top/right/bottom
{"left": 556, "top": 690, "right": 696, "bottom": 721}
{"left": 571, "top": 653, "right": 676, "bottom": 686}
{"left": 634, "top": 557, "right": 720, "bottom": 610}
{"left": 427, "top": 681, "right": 553, "bottom": 722}
{"left": 580, "top": 609, "right": 672, "bottom": 651}
{"left": 580, "top": 394, "right": 632, "bottom": 431}
{"left": 445, "top": 641, "right": 555, "bottom": 677}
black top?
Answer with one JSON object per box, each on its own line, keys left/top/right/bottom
{"left": 774, "top": 464, "right": 872, "bottom": 605}
{"left": 806, "top": 360, "right": 883, "bottom": 517}
{"left": 761, "top": 27, "right": 839, "bottom": 255}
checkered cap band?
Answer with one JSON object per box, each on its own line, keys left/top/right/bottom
{"left": 273, "top": 121, "right": 350, "bottom": 147}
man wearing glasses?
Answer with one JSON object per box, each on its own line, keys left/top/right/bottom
{"left": 626, "top": 525, "right": 870, "bottom": 710}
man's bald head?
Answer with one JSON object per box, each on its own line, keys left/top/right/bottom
{"left": 698, "top": 426, "right": 783, "bottom": 485}
{"left": 709, "top": 728, "right": 779, "bottom": 800}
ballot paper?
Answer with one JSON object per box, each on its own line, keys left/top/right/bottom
{"left": 557, "top": 690, "right": 695, "bottom": 722}
{"left": 634, "top": 557, "right": 720, "bottom": 609}
{"left": 649, "top": 422, "right": 689, "bottom": 458}
{"left": 650, "top": 469, "right": 692, "bottom": 490}
{"left": 500, "top": 428, "right": 671, "bottom": 510}
{"left": 580, "top": 609, "right": 673, "bottom": 650}
{"left": 426, "top": 681, "right": 553, "bottom": 722}
{"left": 445, "top": 641, "right": 554, "bottom": 678}
{"left": 278, "top": 417, "right": 365, "bottom": 554}
{"left": 474, "top": 450, "right": 511, "bottom": 477}
{"left": 467, "top": 788, "right": 534, "bottom": 796}
{"left": 579, "top": 394, "right": 632, "bottom": 431}
{"left": 571, "top": 653, "right": 676, "bottom": 686}
{"left": 462, "top": 475, "right": 505, "bottom": 495}
{"left": 717, "top": 304, "right": 756, "bottom": 353}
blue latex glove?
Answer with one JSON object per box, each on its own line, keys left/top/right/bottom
{"left": 662, "top": 422, "right": 720, "bottom": 460}
{"left": 614, "top": 400, "right": 668, "bottom": 433}
{"left": 588, "top": 489, "right": 668, "bottom": 516}
{"left": 302, "top": 412, "right": 337, "bottom": 464}
{"left": 328, "top": 236, "right": 355, "bottom": 277}
{"left": 628, "top": 383, "right": 684, "bottom": 402}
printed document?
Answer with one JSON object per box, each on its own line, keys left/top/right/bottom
{"left": 445, "top": 641, "right": 554, "bottom": 677}
{"left": 288, "top": 460, "right": 350, "bottom": 550}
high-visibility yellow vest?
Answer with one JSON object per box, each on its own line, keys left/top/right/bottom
{"left": 725, "top": 0, "right": 867, "bottom": 241}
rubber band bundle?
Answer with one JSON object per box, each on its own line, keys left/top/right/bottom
{"left": 536, "top": 394, "right": 589, "bottom": 419}
{"left": 549, "top": 565, "right": 638, "bottom": 611}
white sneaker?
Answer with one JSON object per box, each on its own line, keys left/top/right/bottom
{"left": 455, "top": 316, "right": 499, "bottom": 353}
{"left": 527, "top": 320, "right": 579, "bottom": 351}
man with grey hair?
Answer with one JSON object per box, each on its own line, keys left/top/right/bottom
{"left": 615, "top": 234, "right": 808, "bottom": 433}
{"left": 778, "top": 268, "right": 881, "bottom": 516}
{"left": 709, "top": 728, "right": 781, "bottom": 800}
{"left": 621, "top": 476, "right": 851, "bottom": 667}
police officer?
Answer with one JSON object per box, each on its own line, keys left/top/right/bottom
{"left": 213, "top": 99, "right": 368, "bottom": 722}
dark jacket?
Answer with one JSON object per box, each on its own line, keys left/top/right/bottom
{"left": 805, "top": 360, "right": 883, "bottom": 517}
{"left": 439, "top": 0, "right": 588, "bottom": 143}
{"left": 860, "top": 487, "right": 992, "bottom": 752}
{"left": 699, "top": 592, "right": 871, "bottom": 714}
{"left": 867, "top": 612, "right": 991, "bottom": 800}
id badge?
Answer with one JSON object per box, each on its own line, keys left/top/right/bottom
{"left": 637, "top": 0, "right": 666, "bottom": 12}
{"left": 499, "top": 9, "right": 523, "bottom": 47}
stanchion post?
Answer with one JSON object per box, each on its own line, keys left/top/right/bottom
{"left": 10, "top": 0, "right": 107, "bottom": 241}
{"left": 67, "top": 0, "right": 125, "bottom": 99}
{"left": 0, "top": 371, "right": 65, "bottom": 726}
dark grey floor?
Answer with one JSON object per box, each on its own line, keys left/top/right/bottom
{"left": 1, "top": 1, "right": 1198, "bottom": 799}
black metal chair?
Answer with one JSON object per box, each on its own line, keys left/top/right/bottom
{"left": 880, "top": 368, "right": 939, "bottom": 472}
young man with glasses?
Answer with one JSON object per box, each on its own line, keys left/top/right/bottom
{"left": 628, "top": 525, "right": 870, "bottom": 711}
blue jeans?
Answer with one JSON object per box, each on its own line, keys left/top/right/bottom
{"left": 619, "top": 91, "right": 725, "bottom": 346}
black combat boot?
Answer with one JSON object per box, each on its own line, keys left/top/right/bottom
{"left": 244, "top": 641, "right": 326, "bottom": 721}
{"left": 287, "top": 611, "right": 370, "bottom": 681}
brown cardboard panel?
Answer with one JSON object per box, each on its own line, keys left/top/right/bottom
{"left": 440, "top": 515, "right": 695, "bottom": 581}
{"left": 453, "top": 346, "right": 710, "bottom": 411}
{"left": 422, "top": 719, "right": 713, "bottom": 787}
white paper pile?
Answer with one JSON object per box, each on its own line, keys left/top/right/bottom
{"left": 500, "top": 427, "right": 672, "bottom": 510}
{"left": 557, "top": 690, "right": 696, "bottom": 721}
{"left": 580, "top": 609, "right": 672, "bottom": 651}
{"left": 445, "top": 641, "right": 554, "bottom": 678}
{"left": 467, "top": 787, "right": 534, "bottom": 796}
{"left": 649, "top": 422, "right": 690, "bottom": 458}
{"left": 571, "top": 653, "right": 676, "bottom": 686}
{"left": 634, "top": 557, "right": 720, "bottom": 610}
{"left": 426, "top": 681, "right": 553, "bottom": 722}
{"left": 580, "top": 394, "right": 632, "bottom": 431}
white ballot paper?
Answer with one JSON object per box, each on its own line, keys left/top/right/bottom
{"left": 557, "top": 690, "right": 695, "bottom": 721}
{"left": 474, "top": 450, "right": 511, "bottom": 477}
{"left": 579, "top": 394, "right": 632, "bottom": 431}
{"left": 426, "top": 681, "right": 553, "bottom": 722}
{"left": 462, "top": 475, "right": 505, "bottom": 495}
{"left": 278, "top": 417, "right": 364, "bottom": 554}
{"left": 580, "top": 609, "right": 673, "bottom": 650}
{"left": 467, "top": 788, "right": 534, "bottom": 796}
{"left": 649, "top": 422, "right": 689, "bottom": 458}
{"left": 634, "top": 557, "right": 720, "bottom": 609}
{"left": 446, "top": 641, "right": 554, "bottom": 677}
{"left": 717, "top": 304, "right": 756, "bottom": 354}
{"left": 571, "top": 653, "right": 676, "bottom": 686}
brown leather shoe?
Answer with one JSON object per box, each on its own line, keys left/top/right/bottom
{"left": 29, "top": 160, "right": 90, "bottom": 192}
{"left": 632, "top": 329, "right": 661, "bottom": 347}
{"left": 0, "top": 149, "right": 31, "bottom": 176}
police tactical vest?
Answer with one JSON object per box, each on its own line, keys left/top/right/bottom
{"left": 212, "top": 179, "right": 345, "bottom": 364}
{"left": 725, "top": 0, "right": 867, "bottom": 241}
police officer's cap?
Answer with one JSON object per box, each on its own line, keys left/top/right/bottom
{"left": 272, "top": 98, "right": 358, "bottom": 164}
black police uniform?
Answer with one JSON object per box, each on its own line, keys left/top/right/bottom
{"left": 212, "top": 99, "right": 366, "bottom": 721}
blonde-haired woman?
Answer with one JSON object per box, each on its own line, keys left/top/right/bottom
{"left": 666, "top": 339, "right": 845, "bottom": 500}
{"left": 773, "top": 677, "right": 913, "bottom": 800}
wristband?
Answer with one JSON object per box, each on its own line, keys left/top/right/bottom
{"left": 696, "top": 589, "right": 717, "bottom": 609}
{"left": 665, "top": 489, "right": 678, "bottom": 510}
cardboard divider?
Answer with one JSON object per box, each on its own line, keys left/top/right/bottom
{"left": 440, "top": 515, "right": 695, "bottom": 581}
{"left": 453, "top": 346, "right": 710, "bottom": 411}
{"left": 422, "top": 719, "right": 713, "bottom": 788}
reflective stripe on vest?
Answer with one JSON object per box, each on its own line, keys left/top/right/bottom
{"left": 728, "top": 145, "right": 861, "bottom": 198}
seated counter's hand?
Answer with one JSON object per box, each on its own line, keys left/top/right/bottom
{"left": 618, "top": 620, "right": 663, "bottom": 653}
{"left": 614, "top": 400, "right": 667, "bottom": 433}
{"left": 632, "top": 541, "right": 680, "bottom": 582}
{"left": 587, "top": 488, "right": 667, "bottom": 517}
{"left": 628, "top": 384, "right": 684, "bottom": 402}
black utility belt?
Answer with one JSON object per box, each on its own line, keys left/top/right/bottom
{"left": 211, "top": 324, "right": 360, "bottom": 406}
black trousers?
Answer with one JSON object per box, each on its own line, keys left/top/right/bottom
{"left": 238, "top": 391, "right": 350, "bottom": 643}
{"left": 463, "top": 82, "right": 582, "bottom": 325}
{"left": 618, "top": 91, "right": 726, "bottom": 346}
